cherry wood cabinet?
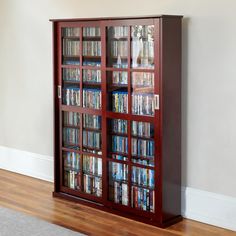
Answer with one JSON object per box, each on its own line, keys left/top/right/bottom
{"left": 50, "top": 15, "right": 182, "bottom": 227}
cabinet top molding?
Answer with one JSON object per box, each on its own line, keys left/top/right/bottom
{"left": 50, "top": 15, "right": 183, "bottom": 22}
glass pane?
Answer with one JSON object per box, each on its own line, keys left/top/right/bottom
{"left": 106, "top": 71, "right": 128, "bottom": 113}
{"left": 83, "top": 27, "right": 101, "bottom": 67}
{"left": 131, "top": 138, "right": 154, "bottom": 157}
{"left": 62, "top": 27, "right": 80, "bottom": 37}
{"left": 83, "top": 27, "right": 101, "bottom": 37}
{"left": 82, "top": 130, "right": 101, "bottom": 149}
{"left": 131, "top": 121, "right": 154, "bottom": 167}
{"left": 108, "top": 161, "right": 128, "bottom": 206}
{"left": 107, "top": 118, "right": 128, "bottom": 161}
{"left": 62, "top": 112, "right": 80, "bottom": 150}
{"left": 62, "top": 27, "right": 80, "bottom": 65}
{"left": 63, "top": 86, "right": 80, "bottom": 106}
{"left": 111, "top": 71, "right": 128, "bottom": 85}
{"left": 63, "top": 127, "right": 79, "bottom": 149}
{"left": 107, "top": 26, "right": 128, "bottom": 68}
{"left": 63, "top": 111, "right": 80, "bottom": 127}
{"left": 82, "top": 88, "right": 101, "bottom": 109}
{"left": 83, "top": 69, "right": 101, "bottom": 84}
{"left": 132, "top": 121, "right": 154, "bottom": 138}
{"left": 83, "top": 113, "right": 101, "bottom": 130}
{"left": 111, "top": 119, "right": 128, "bottom": 134}
{"left": 112, "top": 135, "right": 128, "bottom": 154}
{"left": 131, "top": 186, "right": 155, "bottom": 212}
{"left": 132, "top": 72, "right": 154, "bottom": 116}
{"left": 83, "top": 114, "right": 102, "bottom": 155}
{"left": 82, "top": 69, "right": 101, "bottom": 111}
{"left": 111, "top": 154, "right": 127, "bottom": 161}
{"left": 63, "top": 68, "right": 80, "bottom": 82}
{"left": 131, "top": 167, "right": 155, "bottom": 212}
{"left": 83, "top": 155, "right": 102, "bottom": 197}
{"left": 131, "top": 138, "right": 154, "bottom": 167}
{"left": 131, "top": 25, "right": 154, "bottom": 69}
{"left": 110, "top": 118, "right": 128, "bottom": 154}
{"left": 111, "top": 91, "right": 128, "bottom": 113}
{"left": 63, "top": 151, "right": 81, "bottom": 190}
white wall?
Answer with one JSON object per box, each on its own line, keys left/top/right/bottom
{"left": 0, "top": 0, "right": 236, "bottom": 204}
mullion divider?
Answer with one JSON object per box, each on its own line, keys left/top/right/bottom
{"left": 101, "top": 22, "right": 108, "bottom": 205}
{"left": 79, "top": 26, "right": 84, "bottom": 192}
{"left": 127, "top": 25, "right": 132, "bottom": 207}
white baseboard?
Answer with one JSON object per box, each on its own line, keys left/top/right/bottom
{"left": 0, "top": 146, "right": 235, "bottom": 231}
{"left": 0, "top": 146, "right": 53, "bottom": 182}
{"left": 182, "top": 187, "right": 236, "bottom": 231}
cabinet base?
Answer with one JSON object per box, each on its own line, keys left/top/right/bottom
{"left": 53, "top": 191, "right": 182, "bottom": 228}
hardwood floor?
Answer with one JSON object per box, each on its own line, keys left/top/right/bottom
{"left": 0, "top": 169, "right": 235, "bottom": 236}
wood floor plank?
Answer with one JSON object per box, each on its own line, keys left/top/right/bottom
{"left": 0, "top": 169, "right": 235, "bottom": 236}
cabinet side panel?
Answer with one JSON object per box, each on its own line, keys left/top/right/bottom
{"left": 160, "top": 17, "right": 182, "bottom": 221}
{"left": 52, "top": 22, "right": 60, "bottom": 192}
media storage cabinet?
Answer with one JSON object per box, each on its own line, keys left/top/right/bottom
{"left": 51, "top": 15, "right": 182, "bottom": 227}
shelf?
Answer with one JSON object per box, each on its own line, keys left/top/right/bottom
{"left": 109, "top": 179, "right": 128, "bottom": 184}
{"left": 62, "top": 147, "right": 80, "bottom": 153}
{"left": 131, "top": 183, "right": 155, "bottom": 190}
{"left": 131, "top": 66, "right": 155, "bottom": 70}
{"left": 109, "top": 151, "right": 128, "bottom": 157}
{"left": 131, "top": 56, "right": 154, "bottom": 61}
{"left": 109, "top": 56, "right": 128, "bottom": 60}
{"left": 82, "top": 148, "right": 102, "bottom": 156}
{"left": 81, "top": 151, "right": 102, "bottom": 158}
{"left": 132, "top": 84, "right": 154, "bottom": 88}
{"left": 108, "top": 84, "right": 128, "bottom": 89}
{"left": 83, "top": 36, "right": 101, "bottom": 40}
{"left": 106, "top": 111, "right": 130, "bottom": 120}
{"left": 63, "top": 55, "right": 80, "bottom": 58}
{"left": 131, "top": 162, "right": 156, "bottom": 170}
{"left": 83, "top": 127, "right": 101, "bottom": 132}
{"left": 64, "top": 167, "right": 81, "bottom": 172}
{"left": 83, "top": 82, "right": 101, "bottom": 87}
{"left": 108, "top": 37, "right": 128, "bottom": 40}
{"left": 131, "top": 162, "right": 155, "bottom": 170}
{"left": 82, "top": 106, "right": 101, "bottom": 111}
{"left": 105, "top": 67, "right": 128, "bottom": 72}
{"left": 63, "top": 80, "right": 80, "bottom": 84}
{"left": 109, "top": 132, "right": 127, "bottom": 137}
{"left": 107, "top": 87, "right": 128, "bottom": 93}
{"left": 63, "top": 63, "right": 80, "bottom": 66}
{"left": 62, "top": 36, "right": 80, "bottom": 39}
{"left": 63, "top": 124, "right": 80, "bottom": 129}
{"left": 132, "top": 162, "right": 154, "bottom": 169}
{"left": 131, "top": 135, "right": 154, "bottom": 141}
{"left": 82, "top": 64, "right": 101, "bottom": 68}
{"left": 131, "top": 36, "right": 151, "bottom": 40}
{"left": 131, "top": 154, "right": 154, "bottom": 160}
{"left": 61, "top": 64, "right": 80, "bottom": 68}
{"left": 131, "top": 114, "right": 155, "bottom": 123}
{"left": 82, "top": 55, "right": 101, "bottom": 59}
{"left": 107, "top": 158, "right": 128, "bottom": 164}
{"left": 83, "top": 170, "right": 102, "bottom": 178}
{"left": 61, "top": 105, "right": 102, "bottom": 115}
{"left": 63, "top": 125, "right": 101, "bottom": 132}
{"left": 106, "top": 111, "right": 155, "bottom": 123}
{"left": 131, "top": 113, "right": 155, "bottom": 119}
{"left": 83, "top": 146, "right": 102, "bottom": 152}
{"left": 82, "top": 65, "right": 101, "bottom": 70}
{"left": 105, "top": 67, "right": 155, "bottom": 73}
{"left": 63, "top": 144, "right": 80, "bottom": 149}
